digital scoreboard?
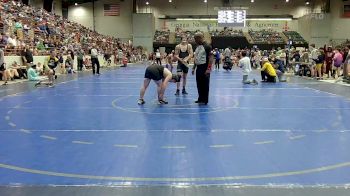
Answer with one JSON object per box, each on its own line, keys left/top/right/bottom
{"left": 218, "top": 10, "right": 246, "bottom": 27}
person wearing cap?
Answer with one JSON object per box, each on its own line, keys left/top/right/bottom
{"left": 138, "top": 64, "right": 181, "bottom": 105}
{"left": 261, "top": 57, "right": 277, "bottom": 83}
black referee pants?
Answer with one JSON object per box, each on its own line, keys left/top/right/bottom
{"left": 91, "top": 57, "right": 100, "bottom": 74}
{"left": 196, "top": 64, "right": 210, "bottom": 104}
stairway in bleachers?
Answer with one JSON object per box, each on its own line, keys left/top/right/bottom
{"left": 169, "top": 32, "right": 175, "bottom": 44}
{"left": 243, "top": 32, "right": 254, "bottom": 44}
{"left": 280, "top": 32, "right": 289, "bottom": 44}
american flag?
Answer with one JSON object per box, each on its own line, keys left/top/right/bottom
{"left": 104, "top": 4, "right": 120, "bottom": 16}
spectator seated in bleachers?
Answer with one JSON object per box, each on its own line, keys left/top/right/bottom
{"left": 249, "top": 29, "right": 285, "bottom": 44}
{"left": 0, "top": 0, "right": 140, "bottom": 58}
{"left": 0, "top": 0, "right": 143, "bottom": 86}
{"left": 153, "top": 30, "right": 170, "bottom": 44}
{"left": 210, "top": 28, "right": 243, "bottom": 37}
{"left": 283, "top": 31, "right": 307, "bottom": 45}
{"left": 174, "top": 28, "right": 200, "bottom": 43}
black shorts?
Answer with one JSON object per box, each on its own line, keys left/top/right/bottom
{"left": 144, "top": 66, "right": 163, "bottom": 81}
{"left": 177, "top": 63, "right": 189, "bottom": 74}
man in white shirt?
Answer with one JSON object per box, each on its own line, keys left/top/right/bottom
{"left": 223, "top": 47, "right": 231, "bottom": 58}
{"left": 309, "top": 44, "right": 318, "bottom": 77}
{"left": 239, "top": 51, "right": 258, "bottom": 85}
{"left": 155, "top": 49, "right": 161, "bottom": 65}
{"left": 90, "top": 44, "right": 100, "bottom": 75}
{"left": 7, "top": 35, "right": 17, "bottom": 48}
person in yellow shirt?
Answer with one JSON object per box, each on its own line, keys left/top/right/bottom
{"left": 261, "top": 57, "right": 277, "bottom": 83}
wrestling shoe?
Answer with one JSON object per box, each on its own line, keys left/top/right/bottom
{"left": 158, "top": 99, "right": 168, "bottom": 104}
{"left": 138, "top": 99, "right": 145, "bottom": 105}
{"left": 34, "top": 81, "right": 42, "bottom": 87}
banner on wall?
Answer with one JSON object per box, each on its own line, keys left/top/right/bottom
{"left": 161, "top": 20, "right": 298, "bottom": 32}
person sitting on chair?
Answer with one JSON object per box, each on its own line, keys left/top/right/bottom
{"left": 261, "top": 57, "right": 277, "bottom": 83}
{"left": 138, "top": 63, "right": 181, "bottom": 105}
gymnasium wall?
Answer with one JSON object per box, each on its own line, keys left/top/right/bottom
{"left": 330, "top": 0, "right": 350, "bottom": 42}
{"left": 68, "top": 0, "right": 133, "bottom": 41}
{"left": 52, "top": 0, "right": 62, "bottom": 16}
{"left": 158, "top": 19, "right": 299, "bottom": 32}
{"left": 132, "top": 13, "right": 155, "bottom": 52}
{"left": 29, "top": 0, "right": 61, "bottom": 15}
{"left": 296, "top": 0, "right": 350, "bottom": 46}
{"left": 29, "top": 0, "right": 43, "bottom": 9}
{"left": 298, "top": 13, "right": 331, "bottom": 47}
{"left": 138, "top": 0, "right": 312, "bottom": 18}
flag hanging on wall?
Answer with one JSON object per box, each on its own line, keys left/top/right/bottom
{"left": 344, "top": 5, "right": 350, "bottom": 17}
{"left": 104, "top": 4, "right": 120, "bottom": 16}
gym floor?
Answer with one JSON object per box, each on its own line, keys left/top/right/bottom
{"left": 0, "top": 64, "right": 350, "bottom": 195}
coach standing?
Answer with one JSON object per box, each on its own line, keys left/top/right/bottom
{"left": 192, "top": 32, "right": 213, "bottom": 105}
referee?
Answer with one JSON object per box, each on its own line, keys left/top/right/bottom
{"left": 191, "top": 32, "right": 213, "bottom": 105}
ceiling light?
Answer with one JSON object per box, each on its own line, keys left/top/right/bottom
{"left": 251, "top": 0, "right": 254, "bottom": 2}
{"left": 146, "top": 1, "right": 149, "bottom": 5}
{"left": 306, "top": 1, "right": 310, "bottom": 5}
{"left": 74, "top": 3, "right": 78, "bottom": 6}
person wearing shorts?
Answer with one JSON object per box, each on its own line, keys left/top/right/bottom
{"left": 315, "top": 48, "right": 325, "bottom": 80}
{"left": 333, "top": 48, "right": 343, "bottom": 78}
{"left": 174, "top": 36, "right": 193, "bottom": 95}
{"left": 138, "top": 64, "right": 181, "bottom": 105}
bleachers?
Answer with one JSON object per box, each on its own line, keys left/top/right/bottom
{"left": 153, "top": 29, "right": 308, "bottom": 47}
{"left": 283, "top": 31, "right": 307, "bottom": 44}
{"left": 175, "top": 29, "right": 200, "bottom": 44}
{"left": 0, "top": 0, "right": 142, "bottom": 85}
{"left": 153, "top": 30, "right": 170, "bottom": 44}
{"left": 248, "top": 29, "right": 285, "bottom": 44}
{"left": 0, "top": 0, "right": 131, "bottom": 57}
{"left": 210, "top": 28, "right": 244, "bottom": 37}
